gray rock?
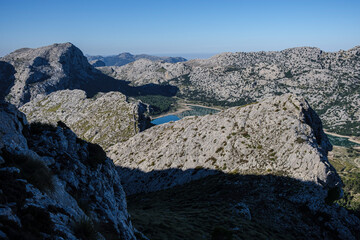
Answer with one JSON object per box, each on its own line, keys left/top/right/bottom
{"left": 20, "top": 89, "right": 151, "bottom": 150}
{"left": 102, "top": 46, "right": 360, "bottom": 136}
{"left": 0, "top": 43, "right": 97, "bottom": 107}
{"left": 233, "top": 202, "right": 251, "bottom": 221}
{"left": 109, "top": 94, "right": 339, "bottom": 195}
{"left": 0, "top": 101, "right": 138, "bottom": 239}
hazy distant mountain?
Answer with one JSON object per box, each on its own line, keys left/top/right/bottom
{"left": 87, "top": 52, "right": 187, "bottom": 66}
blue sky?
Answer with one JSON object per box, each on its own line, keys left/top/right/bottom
{"left": 0, "top": 0, "right": 359, "bottom": 57}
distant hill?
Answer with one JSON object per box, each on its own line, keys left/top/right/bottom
{"left": 86, "top": 52, "right": 187, "bottom": 66}
{"left": 99, "top": 46, "right": 360, "bottom": 136}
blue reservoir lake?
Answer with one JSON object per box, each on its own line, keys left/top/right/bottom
{"left": 151, "top": 105, "right": 220, "bottom": 125}
{"left": 151, "top": 115, "right": 180, "bottom": 125}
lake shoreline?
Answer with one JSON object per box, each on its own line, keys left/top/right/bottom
{"left": 324, "top": 130, "right": 360, "bottom": 145}
{"left": 151, "top": 103, "right": 220, "bottom": 120}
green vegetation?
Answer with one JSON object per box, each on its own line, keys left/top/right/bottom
{"left": 327, "top": 134, "right": 360, "bottom": 148}
{"left": 241, "top": 132, "right": 250, "bottom": 138}
{"left": 325, "top": 187, "right": 341, "bottom": 205}
{"left": 73, "top": 217, "right": 98, "bottom": 240}
{"left": 177, "top": 105, "right": 219, "bottom": 118}
{"left": 128, "top": 173, "right": 315, "bottom": 240}
{"left": 136, "top": 95, "right": 177, "bottom": 115}
{"left": 329, "top": 146, "right": 360, "bottom": 217}
{"left": 156, "top": 67, "right": 167, "bottom": 73}
{"left": 295, "top": 137, "right": 306, "bottom": 144}
{"left": 21, "top": 205, "right": 55, "bottom": 237}
{"left": 284, "top": 70, "right": 293, "bottom": 78}
{"left": 176, "top": 90, "right": 252, "bottom": 108}
{"left": 224, "top": 65, "right": 243, "bottom": 72}
{"left": 46, "top": 104, "right": 61, "bottom": 112}
{"left": 1, "top": 150, "right": 54, "bottom": 192}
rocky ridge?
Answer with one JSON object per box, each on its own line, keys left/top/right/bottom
{"left": 87, "top": 52, "right": 187, "bottom": 67}
{"left": 0, "top": 43, "right": 99, "bottom": 107}
{"left": 19, "top": 89, "right": 151, "bottom": 151}
{"left": 0, "top": 102, "right": 141, "bottom": 239}
{"left": 100, "top": 46, "right": 360, "bottom": 136}
{"left": 110, "top": 94, "right": 338, "bottom": 195}
{"left": 110, "top": 94, "right": 360, "bottom": 239}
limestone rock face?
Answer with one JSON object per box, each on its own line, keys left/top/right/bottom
{"left": 0, "top": 102, "right": 138, "bottom": 239}
{"left": 0, "top": 43, "right": 98, "bottom": 107}
{"left": 103, "top": 46, "right": 360, "bottom": 135}
{"left": 109, "top": 94, "right": 339, "bottom": 195}
{"left": 20, "top": 89, "right": 151, "bottom": 150}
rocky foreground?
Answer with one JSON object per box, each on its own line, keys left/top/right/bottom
{"left": 100, "top": 46, "right": 360, "bottom": 136}
{"left": 0, "top": 102, "right": 142, "bottom": 239}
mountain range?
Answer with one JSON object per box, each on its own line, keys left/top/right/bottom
{"left": 0, "top": 42, "right": 360, "bottom": 239}
{"left": 86, "top": 52, "right": 187, "bottom": 67}
{"left": 97, "top": 46, "right": 360, "bottom": 137}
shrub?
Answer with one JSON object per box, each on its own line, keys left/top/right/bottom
{"left": 73, "top": 217, "right": 99, "bottom": 240}
{"left": 87, "top": 143, "right": 107, "bottom": 168}
{"left": 325, "top": 187, "right": 341, "bottom": 205}
{"left": 2, "top": 150, "right": 54, "bottom": 192}
{"left": 295, "top": 137, "right": 306, "bottom": 144}
{"left": 156, "top": 67, "right": 167, "bottom": 73}
{"left": 241, "top": 132, "right": 250, "bottom": 138}
{"left": 285, "top": 70, "right": 293, "bottom": 78}
{"left": 136, "top": 95, "right": 176, "bottom": 115}
{"left": 216, "top": 147, "right": 224, "bottom": 153}
{"left": 21, "top": 205, "right": 55, "bottom": 236}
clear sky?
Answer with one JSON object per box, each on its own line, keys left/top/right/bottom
{"left": 0, "top": 0, "right": 359, "bottom": 58}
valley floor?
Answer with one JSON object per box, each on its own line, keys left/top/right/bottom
{"left": 127, "top": 172, "right": 359, "bottom": 240}
{"left": 151, "top": 102, "right": 221, "bottom": 120}
{"left": 325, "top": 130, "right": 360, "bottom": 146}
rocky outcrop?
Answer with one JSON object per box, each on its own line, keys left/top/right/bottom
{"left": 110, "top": 94, "right": 360, "bottom": 239}
{"left": 109, "top": 94, "right": 339, "bottom": 195}
{"left": 102, "top": 46, "right": 360, "bottom": 136}
{"left": 0, "top": 43, "right": 100, "bottom": 107}
{"left": 89, "top": 59, "right": 105, "bottom": 67}
{"left": 20, "top": 89, "right": 151, "bottom": 150}
{"left": 0, "top": 102, "right": 138, "bottom": 239}
{"left": 87, "top": 52, "right": 187, "bottom": 67}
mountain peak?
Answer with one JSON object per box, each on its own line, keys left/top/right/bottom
{"left": 0, "top": 42, "right": 94, "bottom": 106}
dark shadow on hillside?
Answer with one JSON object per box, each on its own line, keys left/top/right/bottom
{"left": 116, "top": 166, "right": 360, "bottom": 240}
{"left": 82, "top": 69, "right": 179, "bottom": 98}
{"left": 0, "top": 61, "right": 16, "bottom": 100}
